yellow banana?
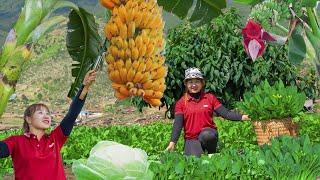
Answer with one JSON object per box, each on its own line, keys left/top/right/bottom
{"left": 135, "top": 36, "right": 143, "bottom": 50}
{"left": 131, "top": 47, "right": 139, "bottom": 60}
{"left": 111, "top": 0, "right": 121, "bottom": 5}
{"left": 104, "top": 24, "right": 112, "bottom": 39}
{"left": 109, "top": 70, "right": 122, "bottom": 83}
{"left": 125, "top": 59, "right": 132, "bottom": 70}
{"left": 150, "top": 62, "right": 160, "bottom": 71}
{"left": 139, "top": 45, "right": 146, "bottom": 57}
{"left": 111, "top": 82, "right": 123, "bottom": 90}
{"left": 118, "top": 5, "right": 127, "bottom": 23}
{"left": 125, "top": 48, "right": 131, "bottom": 59}
{"left": 132, "top": 60, "right": 139, "bottom": 69}
{"left": 137, "top": 59, "right": 146, "bottom": 72}
{"left": 109, "top": 45, "right": 119, "bottom": 59}
{"left": 114, "top": 17, "right": 123, "bottom": 29}
{"left": 129, "top": 87, "right": 138, "bottom": 96}
{"left": 119, "top": 86, "right": 130, "bottom": 96}
{"left": 119, "top": 68, "right": 127, "bottom": 82}
{"left": 157, "top": 83, "right": 166, "bottom": 92}
{"left": 140, "top": 72, "right": 151, "bottom": 83}
{"left": 107, "top": 63, "right": 115, "bottom": 72}
{"left": 153, "top": 66, "right": 167, "bottom": 79}
{"left": 123, "top": 40, "right": 128, "bottom": 49}
{"left": 137, "top": 89, "right": 145, "bottom": 97}
{"left": 152, "top": 91, "right": 163, "bottom": 99}
{"left": 115, "top": 59, "right": 124, "bottom": 70}
{"left": 157, "top": 55, "right": 165, "bottom": 65}
{"left": 128, "top": 38, "right": 135, "bottom": 49}
{"left": 144, "top": 89, "right": 154, "bottom": 97}
{"left": 127, "top": 21, "right": 136, "bottom": 38}
{"left": 145, "top": 58, "right": 153, "bottom": 70}
{"left": 133, "top": 71, "right": 144, "bottom": 83}
{"left": 118, "top": 49, "right": 125, "bottom": 59}
{"left": 126, "top": 82, "right": 134, "bottom": 89}
{"left": 106, "top": 53, "right": 115, "bottom": 64}
{"left": 143, "top": 80, "right": 153, "bottom": 89}
{"left": 145, "top": 43, "right": 155, "bottom": 57}
{"left": 134, "top": 12, "right": 143, "bottom": 27}
{"left": 119, "top": 23, "right": 128, "bottom": 39}
{"left": 126, "top": 68, "right": 136, "bottom": 82}
{"left": 148, "top": 98, "right": 162, "bottom": 107}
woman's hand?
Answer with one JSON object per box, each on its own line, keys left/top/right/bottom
{"left": 83, "top": 70, "right": 97, "bottom": 88}
{"left": 79, "top": 70, "right": 97, "bottom": 100}
{"left": 241, "top": 115, "right": 250, "bottom": 121}
{"left": 165, "top": 142, "right": 176, "bottom": 151}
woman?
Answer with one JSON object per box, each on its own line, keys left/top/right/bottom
{"left": 166, "top": 67, "right": 249, "bottom": 157}
{"left": 0, "top": 70, "right": 97, "bottom": 180}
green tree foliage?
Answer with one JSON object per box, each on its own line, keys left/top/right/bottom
{"left": 163, "top": 8, "right": 318, "bottom": 118}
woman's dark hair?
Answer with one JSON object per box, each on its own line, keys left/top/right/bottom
{"left": 23, "top": 103, "right": 50, "bottom": 133}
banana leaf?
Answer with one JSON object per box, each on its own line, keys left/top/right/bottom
{"left": 26, "top": 16, "right": 65, "bottom": 43}
{"left": 232, "top": 0, "right": 262, "bottom": 6}
{"left": 158, "top": 0, "right": 226, "bottom": 25}
{"left": 66, "top": 7, "right": 103, "bottom": 98}
{"left": 288, "top": 28, "right": 307, "bottom": 65}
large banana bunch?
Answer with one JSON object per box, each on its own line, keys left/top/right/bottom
{"left": 101, "top": 0, "right": 167, "bottom": 107}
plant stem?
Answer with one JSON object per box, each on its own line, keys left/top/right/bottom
{"left": 306, "top": 7, "right": 320, "bottom": 38}
{"left": 275, "top": 23, "right": 288, "bottom": 33}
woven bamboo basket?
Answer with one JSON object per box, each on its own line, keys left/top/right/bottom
{"left": 252, "top": 118, "right": 298, "bottom": 145}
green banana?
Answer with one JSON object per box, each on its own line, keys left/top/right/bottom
{"left": 0, "top": 29, "right": 17, "bottom": 69}
{"left": 0, "top": 82, "right": 14, "bottom": 117}
{"left": 0, "top": 46, "right": 28, "bottom": 82}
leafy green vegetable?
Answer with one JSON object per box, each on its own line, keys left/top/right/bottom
{"left": 237, "top": 80, "right": 306, "bottom": 120}
{"left": 72, "top": 141, "right": 153, "bottom": 179}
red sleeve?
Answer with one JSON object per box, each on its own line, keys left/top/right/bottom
{"left": 3, "top": 136, "right": 17, "bottom": 155}
{"left": 211, "top": 94, "right": 222, "bottom": 110}
{"left": 50, "top": 125, "right": 68, "bottom": 149}
{"left": 174, "top": 98, "right": 184, "bottom": 115}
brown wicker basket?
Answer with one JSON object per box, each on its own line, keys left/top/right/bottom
{"left": 252, "top": 118, "right": 298, "bottom": 145}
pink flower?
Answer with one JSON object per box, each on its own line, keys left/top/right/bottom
{"left": 242, "top": 20, "right": 276, "bottom": 61}
{"left": 242, "top": 20, "right": 262, "bottom": 39}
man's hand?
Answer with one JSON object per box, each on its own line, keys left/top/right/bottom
{"left": 165, "top": 142, "right": 175, "bottom": 151}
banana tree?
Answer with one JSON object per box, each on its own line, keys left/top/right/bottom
{"left": 0, "top": 0, "right": 102, "bottom": 117}
{"left": 288, "top": 1, "right": 320, "bottom": 76}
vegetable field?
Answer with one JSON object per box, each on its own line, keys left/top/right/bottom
{"left": 1, "top": 113, "right": 320, "bottom": 179}
{"left": 0, "top": 0, "right": 320, "bottom": 179}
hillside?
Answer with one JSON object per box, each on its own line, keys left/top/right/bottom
{"left": 0, "top": 18, "right": 168, "bottom": 130}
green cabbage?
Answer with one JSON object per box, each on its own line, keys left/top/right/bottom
{"left": 72, "top": 141, "right": 153, "bottom": 180}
